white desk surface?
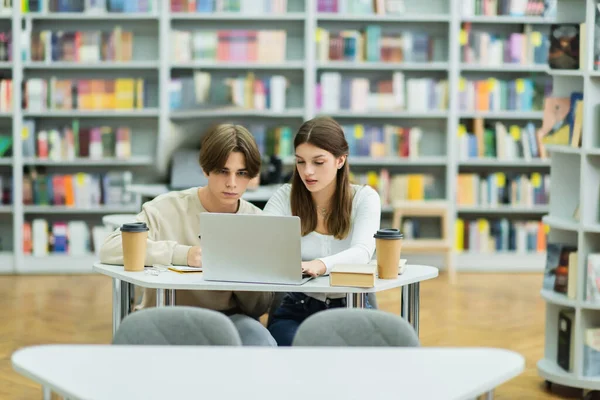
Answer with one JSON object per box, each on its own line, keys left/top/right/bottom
{"left": 127, "top": 184, "right": 282, "bottom": 202}
{"left": 12, "top": 345, "right": 525, "bottom": 400}
{"left": 93, "top": 263, "right": 438, "bottom": 293}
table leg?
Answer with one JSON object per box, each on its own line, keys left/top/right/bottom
{"left": 112, "top": 279, "right": 135, "bottom": 337}
{"left": 156, "top": 289, "right": 166, "bottom": 307}
{"left": 345, "top": 293, "right": 367, "bottom": 308}
{"left": 401, "top": 285, "right": 409, "bottom": 319}
{"left": 42, "top": 385, "right": 51, "bottom": 400}
{"left": 165, "top": 289, "right": 176, "bottom": 306}
{"left": 112, "top": 278, "right": 121, "bottom": 337}
{"left": 477, "top": 390, "right": 494, "bottom": 400}
{"left": 408, "top": 282, "right": 420, "bottom": 336}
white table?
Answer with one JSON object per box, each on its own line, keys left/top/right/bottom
{"left": 93, "top": 263, "right": 438, "bottom": 337}
{"left": 12, "top": 345, "right": 525, "bottom": 400}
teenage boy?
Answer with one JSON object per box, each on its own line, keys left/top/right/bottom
{"left": 100, "top": 124, "right": 276, "bottom": 346}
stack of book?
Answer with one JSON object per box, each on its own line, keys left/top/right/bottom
{"left": 23, "top": 219, "right": 112, "bottom": 257}
{"left": 24, "top": 78, "right": 146, "bottom": 111}
{"left": 169, "top": 72, "right": 288, "bottom": 112}
{"left": 317, "top": 0, "right": 406, "bottom": 14}
{"left": 458, "top": 77, "right": 546, "bottom": 112}
{"left": 458, "top": 120, "right": 543, "bottom": 160}
{"left": 26, "top": 27, "right": 134, "bottom": 63}
{"left": 23, "top": 0, "right": 153, "bottom": 13}
{"left": 457, "top": 172, "right": 550, "bottom": 207}
{"left": 455, "top": 218, "right": 547, "bottom": 253}
{"left": 21, "top": 120, "right": 132, "bottom": 161}
{"left": 171, "top": 0, "right": 288, "bottom": 13}
{"left": 342, "top": 124, "right": 422, "bottom": 158}
{"left": 170, "top": 30, "right": 287, "bottom": 64}
{"left": 461, "top": 23, "right": 549, "bottom": 66}
{"left": 316, "top": 27, "right": 440, "bottom": 63}
{"left": 317, "top": 72, "right": 448, "bottom": 112}
{"left": 22, "top": 170, "right": 134, "bottom": 208}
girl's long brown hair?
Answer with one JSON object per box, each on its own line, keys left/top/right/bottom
{"left": 291, "top": 117, "right": 352, "bottom": 239}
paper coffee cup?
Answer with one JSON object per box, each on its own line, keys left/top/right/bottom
{"left": 374, "top": 229, "right": 403, "bottom": 279}
{"left": 121, "top": 222, "right": 149, "bottom": 272}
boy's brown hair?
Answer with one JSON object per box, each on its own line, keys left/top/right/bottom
{"left": 199, "top": 124, "right": 261, "bottom": 179}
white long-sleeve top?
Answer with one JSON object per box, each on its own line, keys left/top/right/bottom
{"left": 263, "top": 183, "right": 381, "bottom": 301}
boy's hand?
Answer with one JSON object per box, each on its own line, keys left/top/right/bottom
{"left": 187, "top": 246, "right": 202, "bottom": 267}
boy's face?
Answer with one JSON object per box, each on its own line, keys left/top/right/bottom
{"left": 205, "top": 151, "right": 252, "bottom": 206}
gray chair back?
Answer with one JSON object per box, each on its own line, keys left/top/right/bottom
{"left": 292, "top": 308, "right": 419, "bottom": 347}
{"left": 113, "top": 306, "right": 242, "bottom": 346}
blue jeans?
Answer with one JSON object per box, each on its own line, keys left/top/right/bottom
{"left": 267, "top": 292, "right": 372, "bottom": 346}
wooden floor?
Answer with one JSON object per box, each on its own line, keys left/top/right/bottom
{"left": 0, "top": 272, "right": 587, "bottom": 399}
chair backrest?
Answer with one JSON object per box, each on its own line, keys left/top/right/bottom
{"left": 112, "top": 306, "right": 242, "bottom": 346}
{"left": 292, "top": 308, "right": 419, "bottom": 347}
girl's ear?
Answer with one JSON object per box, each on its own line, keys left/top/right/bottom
{"left": 337, "top": 155, "right": 347, "bottom": 170}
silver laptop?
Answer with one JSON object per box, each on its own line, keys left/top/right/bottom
{"left": 199, "top": 213, "right": 312, "bottom": 285}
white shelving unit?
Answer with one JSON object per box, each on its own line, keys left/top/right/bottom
{"left": 537, "top": 0, "right": 600, "bottom": 392}
{"left": 0, "top": 0, "right": 559, "bottom": 274}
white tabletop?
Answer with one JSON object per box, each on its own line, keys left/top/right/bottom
{"left": 93, "top": 263, "right": 438, "bottom": 293}
{"left": 12, "top": 345, "right": 525, "bottom": 400}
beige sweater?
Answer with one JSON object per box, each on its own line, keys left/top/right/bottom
{"left": 99, "top": 187, "right": 274, "bottom": 318}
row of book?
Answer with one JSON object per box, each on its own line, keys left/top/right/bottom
{"left": 27, "top": 27, "right": 134, "bottom": 63}
{"left": 460, "top": 0, "right": 555, "bottom": 17}
{"left": 170, "top": 0, "right": 288, "bottom": 13}
{"left": 316, "top": 27, "right": 438, "bottom": 63}
{"left": 457, "top": 120, "right": 543, "bottom": 161}
{"left": 25, "top": 78, "right": 146, "bottom": 111}
{"left": 343, "top": 124, "right": 422, "bottom": 158}
{"left": 457, "top": 172, "right": 549, "bottom": 207}
{"left": 168, "top": 72, "right": 288, "bottom": 112}
{"left": 21, "top": 120, "right": 132, "bottom": 160}
{"left": 317, "top": 72, "right": 448, "bottom": 113}
{"left": 23, "top": 170, "right": 134, "bottom": 208}
{"left": 460, "top": 23, "right": 549, "bottom": 66}
{"left": 171, "top": 30, "right": 287, "bottom": 64}
{"left": 354, "top": 170, "right": 438, "bottom": 205}
{"left": 454, "top": 218, "right": 546, "bottom": 253}
{"left": 23, "top": 0, "right": 153, "bottom": 13}
{"left": 251, "top": 123, "right": 424, "bottom": 159}
{"left": 23, "top": 219, "right": 112, "bottom": 257}
{"left": 0, "top": 31, "right": 10, "bottom": 62}
{"left": 458, "top": 77, "right": 548, "bottom": 112}
{"left": 317, "top": 0, "right": 406, "bottom": 14}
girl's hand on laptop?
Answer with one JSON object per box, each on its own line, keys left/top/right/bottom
{"left": 301, "top": 260, "right": 326, "bottom": 277}
{"left": 187, "top": 246, "right": 203, "bottom": 268}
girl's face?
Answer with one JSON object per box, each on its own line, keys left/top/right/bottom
{"left": 295, "top": 142, "right": 345, "bottom": 194}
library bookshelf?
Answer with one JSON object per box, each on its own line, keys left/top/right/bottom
{"left": 0, "top": 0, "right": 557, "bottom": 274}
{"left": 536, "top": 0, "right": 600, "bottom": 393}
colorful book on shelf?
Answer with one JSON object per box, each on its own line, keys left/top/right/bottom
{"left": 455, "top": 218, "right": 546, "bottom": 253}
{"left": 537, "top": 93, "right": 583, "bottom": 156}
{"left": 28, "top": 27, "right": 134, "bottom": 62}
{"left": 24, "top": 78, "right": 145, "bottom": 111}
